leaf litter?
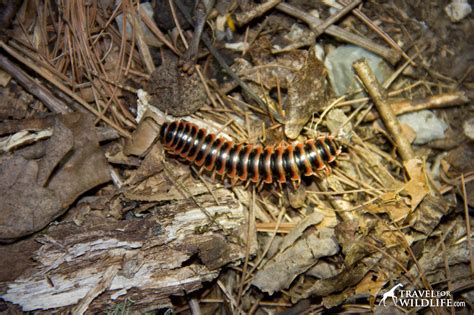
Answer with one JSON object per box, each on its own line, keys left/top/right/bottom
{"left": 0, "top": 0, "right": 472, "bottom": 314}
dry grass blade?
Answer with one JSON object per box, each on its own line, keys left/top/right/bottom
{"left": 461, "top": 175, "right": 474, "bottom": 280}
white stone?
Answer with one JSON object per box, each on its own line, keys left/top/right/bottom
{"left": 445, "top": 0, "right": 472, "bottom": 22}
{"left": 398, "top": 110, "right": 448, "bottom": 145}
{"left": 463, "top": 117, "right": 474, "bottom": 140}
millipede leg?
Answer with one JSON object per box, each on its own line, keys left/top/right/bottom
{"left": 244, "top": 180, "right": 251, "bottom": 189}
{"left": 257, "top": 180, "right": 265, "bottom": 191}
{"left": 230, "top": 176, "right": 239, "bottom": 186}
{"left": 324, "top": 166, "right": 331, "bottom": 177}
{"left": 277, "top": 181, "right": 283, "bottom": 191}
{"left": 291, "top": 179, "right": 300, "bottom": 190}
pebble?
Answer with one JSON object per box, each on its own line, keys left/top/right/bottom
{"left": 398, "top": 110, "right": 448, "bottom": 145}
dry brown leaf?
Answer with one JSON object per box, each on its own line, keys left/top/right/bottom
{"left": 403, "top": 158, "right": 430, "bottom": 211}
{"left": 285, "top": 47, "right": 328, "bottom": 139}
{"left": 365, "top": 191, "right": 411, "bottom": 222}
{"left": 253, "top": 226, "right": 339, "bottom": 294}
{"left": 0, "top": 113, "right": 111, "bottom": 241}
{"left": 354, "top": 272, "right": 388, "bottom": 297}
{"left": 123, "top": 109, "right": 162, "bottom": 157}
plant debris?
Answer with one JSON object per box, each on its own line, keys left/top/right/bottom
{"left": 0, "top": 0, "right": 472, "bottom": 314}
{"left": 0, "top": 113, "right": 110, "bottom": 242}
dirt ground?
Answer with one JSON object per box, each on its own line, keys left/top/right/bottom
{"left": 0, "top": 0, "right": 473, "bottom": 314}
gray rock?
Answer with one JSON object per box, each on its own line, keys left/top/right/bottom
{"left": 398, "top": 110, "right": 448, "bottom": 145}
{"left": 324, "top": 45, "right": 393, "bottom": 97}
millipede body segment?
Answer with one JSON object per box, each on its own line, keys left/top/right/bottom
{"left": 159, "top": 120, "right": 342, "bottom": 186}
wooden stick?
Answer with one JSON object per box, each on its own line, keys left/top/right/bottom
{"left": 0, "top": 53, "right": 72, "bottom": 114}
{"left": 353, "top": 59, "right": 415, "bottom": 161}
{"left": 343, "top": 1, "right": 415, "bottom": 66}
{"left": 1, "top": 41, "right": 132, "bottom": 138}
{"left": 139, "top": 3, "right": 181, "bottom": 56}
{"left": 313, "top": 0, "right": 362, "bottom": 37}
{"left": 276, "top": 3, "right": 400, "bottom": 65}
{"left": 363, "top": 92, "right": 469, "bottom": 122}
{"left": 129, "top": 4, "right": 155, "bottom": 74}
{"left": 234, "top": 0, "right": 282, "bottom": 27}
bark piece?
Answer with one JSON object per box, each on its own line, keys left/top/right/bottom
{"left": 0, "top": 189, "right": 250, "bottom": 312}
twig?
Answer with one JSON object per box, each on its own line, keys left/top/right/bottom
{"left": 188, "top": 298, "right": 202, "bottom": 315}
{"left": 139, "top": 5, "right": 181, "bottom": 56}
{"left": 461, "top": 175, "right": 474, "bottom": 280}
{"left": 233, "top": 0, "right": 282, "bottom": 27}
{"left": 242, "top": 17, "right": 269, "bottom": 57}
{"left": 217, "top": 280, "right": 242, "bottom": 315}
{"left": 313, "top": 0, "right": 362, "bottom": 37}
{"left": 1, "top": 41, "right": 132, "bottom": 138}
{"left": 353, "top": 59, "right": 415, "bottom": 162}
{"left": 276, "top": 3, "right": 400, "bottom": 65}
{"left": 236, "top": 188, "right": 255, "bottom": 310}
{"left": 130, "top": 3, "right": 155, "bottom": 74}
{"left": 363, "top": 92, "right": 469, "bottom": 122}
{"left": 0, "top": 54, "right": 72, "bottom": 114}
{"left": 440, "top": 236, "right": 456, "bottom": 314}
{"left": 71, "top": 266, "right": 119, "bottom": 315}
{"left": 195, "top": 65, "right": 218, "bottom": 108}
{"left": 168, "top": 0, "right": 189, "bottom": 49}
{"left": 242, "top": 206, "right": 286, "bottom": 294}
{"left": 339, "top": 0, "right": 415, "bottom": 66}
{"left": 175, "top": 0, "right": 269, "bottom": 111}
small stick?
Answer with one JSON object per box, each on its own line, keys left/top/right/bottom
{"left": 313, "top": 0, "right": 362, "bottom": 38}
{"left": 139, "top": 5, "right": 181, "bottom": 56}
{"left": 353, "top": 59, "right": 414, "bottom": 161}
{"left": 188, "top": 299, "right": 202, "bottom": 315}
{"left": 168, "top": 0, "right": 189, "bottom": 49}
{"left": 236, "top": 188, "right": 255, "bottom": 309}
{"left": 0, "top": 54, "right": 72, "bottom": 114}
{"left": 1, "top": 41, "right": 132, "bottom": 138}
{"left": 276, "top": 3, "right": 400, "bottom": 65}
{"left": 233, "top": 0, "right": 282, "bottom": 27}
{"left": 175, "top": 0, "right": 269, "bottom": 111}
{"left": 339, "top": 0, "right": 414, "bottom": 66}
{"left": 363, "top": 92, "right": 469, "bottom": 122}
{"left": 461, "top": 175, "right": 474, "bottom": 280}
{"left": 242, "top": 17, "right": 269, "bottom": 57}
{"left": 129, "top": 4, "right": 155, "bottom": 74}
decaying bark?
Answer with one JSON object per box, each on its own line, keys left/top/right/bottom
{"left": 0, "top": 188, "right": 253, "bottom": 313}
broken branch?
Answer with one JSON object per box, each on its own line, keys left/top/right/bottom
{"left": 276, "top": 3, "right": 400, "bottom": 65}
{"left": 353, "top": 59, "right": 415, "bottom": 161}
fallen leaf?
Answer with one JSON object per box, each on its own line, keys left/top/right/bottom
{"left": 403, "top": 158, "right": 430, "bottom": 210}
{"left": 285, "top": 47, "right": 328, "bottom": 139}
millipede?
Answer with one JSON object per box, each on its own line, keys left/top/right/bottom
{"left": 159, "top": 120, "right": 342, "bottom": 188}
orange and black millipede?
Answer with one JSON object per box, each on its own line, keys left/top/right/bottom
{"left": 159, "top": 120, "right": 342, "bottom": 187}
